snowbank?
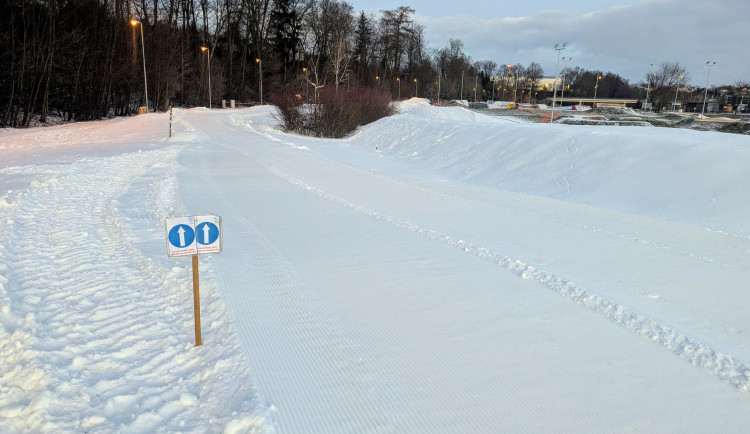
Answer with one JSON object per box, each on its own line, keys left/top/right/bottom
{"left": 349, "top": 99, "right": 750, "bottom": 237}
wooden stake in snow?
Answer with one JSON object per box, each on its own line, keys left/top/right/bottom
{"left": 192, "top": 254, "right": 202, "bottom": 346}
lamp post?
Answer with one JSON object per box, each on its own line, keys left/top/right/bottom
{"left": 396, "top": 77, "right": 400, "bottom": 99}
{"left": 460, "top": 70, "right": 464, "bottom": 101}
{"left": 552, "top": 42, "right": 567, "bottom": 113}
{"left": 255, "top": 58, "right": 263, "bottom": 104}
{"left": 474, "top": 76, "right": 478, "bottom": 102}
{"left": 414, "top": 78, "right": 418, "bottom": 98}
{"left": 302, "top": 67, "right": 308, "bottom": 99}
{"left": 201, "top": 47, "right": 211, "bottom": 109}
{"left": 130, "top": 19, "right": 148, "bottom": 112}
{"left": 645, "top": 63, "right": 653, "bottom": 111}
{"left": 376, "top": 75, "right": 380, "bottom": 90}
{"left": 437, "top": 72, "right": 441, "bottom": 103}
{"left": 702, "top": 61, "right": 716, "bottom": 117}
{"left": 593, "top": 75, "right": 601, "bottom": 107}
{"left": 673, "top": 75, "right": 683, "bottom": 112}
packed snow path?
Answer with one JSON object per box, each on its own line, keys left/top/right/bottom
{"left": 175, "top": 107, "right": 750, "bottom": 431}
{"left": 3, "top": 104, "right": 750, "bottom": 432}
{"left": 0, "top": 117, "right": 265, "bottom": 432}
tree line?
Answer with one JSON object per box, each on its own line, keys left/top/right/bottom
{"left": 2, "top": 0, "right": 746, "bottom": 127}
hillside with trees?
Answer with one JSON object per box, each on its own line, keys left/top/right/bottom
{"left": 2, "top": 0, "right": 744, "bottom": 128}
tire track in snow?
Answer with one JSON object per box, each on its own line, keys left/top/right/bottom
{"left": 262, "top": 164, "right": 750, "bottom": 396}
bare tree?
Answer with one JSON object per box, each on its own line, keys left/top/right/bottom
{"left": 525, "top": 61, "right": 543, "bottom": 102}
{"left": 645, "top": 61, "right": 689, "bottom": 111}
{"left": 329, "top": 37, "right": 352, "bottom": 90}
{"left": 378, "top": 6, "right": 414, "bottom": 79}
{"left": 305, "top": 0, "right": 353, "bottom": 89}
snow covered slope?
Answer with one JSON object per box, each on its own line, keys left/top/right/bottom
{"left": 2, "top": 101, "right": 750, "bottom": 432}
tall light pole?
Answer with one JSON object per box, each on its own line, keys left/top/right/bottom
{"left": 460, "top": 71, "right": 464, "bottom": 101}
{"left": 396, "top": 77, "right": 400, "bottom": 99}
{"left": 702, "top": 61, "right": 716, "bottom": 117}
{"left": 552, "top": 42, "right": 567, "bottom": 113}
{"left": 255, "top": 58, "right": 263, "bottom": 105}
{"left": 645, "top": 63, "right": 653, "bottom": 111}
{"left": 130, "top": 19, "right": 148, "bottom": 112}
{"left": 593, "top": 75, "right": 601, "bottom": 107}
{"left": 474, "top": 75, "right": 478, "bottom": 102}
{"left": 413, "top": 78, "right": 418, "bottom": 98}
{"left": 437, "top": 73, "right": 441, "bottom": 103}
{"left": 201, "top": 47, "right": 211, "bottom": 109}
{"left": 673, "top": 75, "right": 683, "bottom": 111}
{"left": 303, "top": 67, "right": 308, "bottom": 100}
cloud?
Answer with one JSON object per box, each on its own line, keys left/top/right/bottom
{"left": 415, "top": 0, "right": 750, "bottom": 85}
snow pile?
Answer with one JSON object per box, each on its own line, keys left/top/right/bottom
{"left": 346, "top": 100, "right": 750, "bottom": 237}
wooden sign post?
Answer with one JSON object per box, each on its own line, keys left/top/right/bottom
{"left": 192, "top": 254, "right": 202, "bottom": 346}
{"left": 166, "top": 215, "right": 222, "bottom": 347}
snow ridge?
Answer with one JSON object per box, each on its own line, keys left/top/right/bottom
{"left": 264, "top": 164, "right": 750, "bottom": 395}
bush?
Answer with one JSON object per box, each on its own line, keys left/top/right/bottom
{"left": 270, "top": 86, "right": 395, "bottom": 138}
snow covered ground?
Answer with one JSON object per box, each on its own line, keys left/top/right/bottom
{"left": 2, "top": 99, "right": 750, "bottom": 432}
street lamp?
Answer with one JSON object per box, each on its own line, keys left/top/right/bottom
{"left": 255, "top": 58, "right": 263, "bottom": 105}
{"left": 673, "top": 75, "right": 683, "bottom": 112}
{"left": 645, "top": 63, "right": 653, "bottom": 111}
{"left": 460, "top": 71, "right": 464, "bottom": 100}
{"left": 414, "top": 78, "right": 418, "bottom": 98}
{"left": 510, "top": 65, "right": 518, "bottom": 103}
{"left": 201, "top": 47, "right": 211, "bottom": 109}
{"left": 302, "top": 67, "right": 308, "bottom": 99}
{"left": 437, "top": 73, "right": 441, "bottom": 103}
{"left": 702, "top": 61, "right": 716, "bottom": 117}
{"left": 376, "top": 75, "right": 380, "bottom": 90}
{"left": 552, "top": 42, "right": 567, "bottom": 113}
{"left": 396, "top": 77, "right": 400, "bottom": 99}
{"left": 593, "top": 75, "right": 601, "bottom": 107}
{"left": 130, "top": 19, "right": 148, "bottom": 112}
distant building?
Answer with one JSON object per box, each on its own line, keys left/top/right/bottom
{"left": 546, "top": 97, "right": 639, "bottom": 108}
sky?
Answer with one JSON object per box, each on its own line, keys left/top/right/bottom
{"left": 346, "top": 0, "right": 750, "bottom": 87}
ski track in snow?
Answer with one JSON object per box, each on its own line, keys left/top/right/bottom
{"left": 0, "top": 146, "right": 267, "bottom": 432}
{"left": 179, "top": 140, "right": 432, "bottom": 433}
{"left": 256, "top": 148, "right": 750, "bottom": 397}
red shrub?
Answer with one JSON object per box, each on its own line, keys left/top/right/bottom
{"left": 271, "top": 86, "right": 394, "bottom": 138}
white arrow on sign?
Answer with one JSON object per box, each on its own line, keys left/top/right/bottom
{"left": 202, "top": 224, "right": 210, "bottom": 244}
{"left": 178, "top": 226, "right": 187, "bottom": 247}
{"left": 165, "top": 216, "right": 198, "bottom": 257}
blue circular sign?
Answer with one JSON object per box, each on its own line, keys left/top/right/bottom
{"left": 196, "top": 222, "right": 219, "bottom": 245}
{"left": 168, "top": 224, "right": 195, "bottom": 248}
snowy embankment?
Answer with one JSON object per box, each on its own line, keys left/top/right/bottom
{"left": 2, "top": 100, "right": 750, "bottom": 432}
{"left": 347, "top": 100, "right": 750, "bottom": 237}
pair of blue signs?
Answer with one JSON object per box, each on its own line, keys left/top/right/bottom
{"left": 165, "top": 214, "right": 222, "bottom": 257}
